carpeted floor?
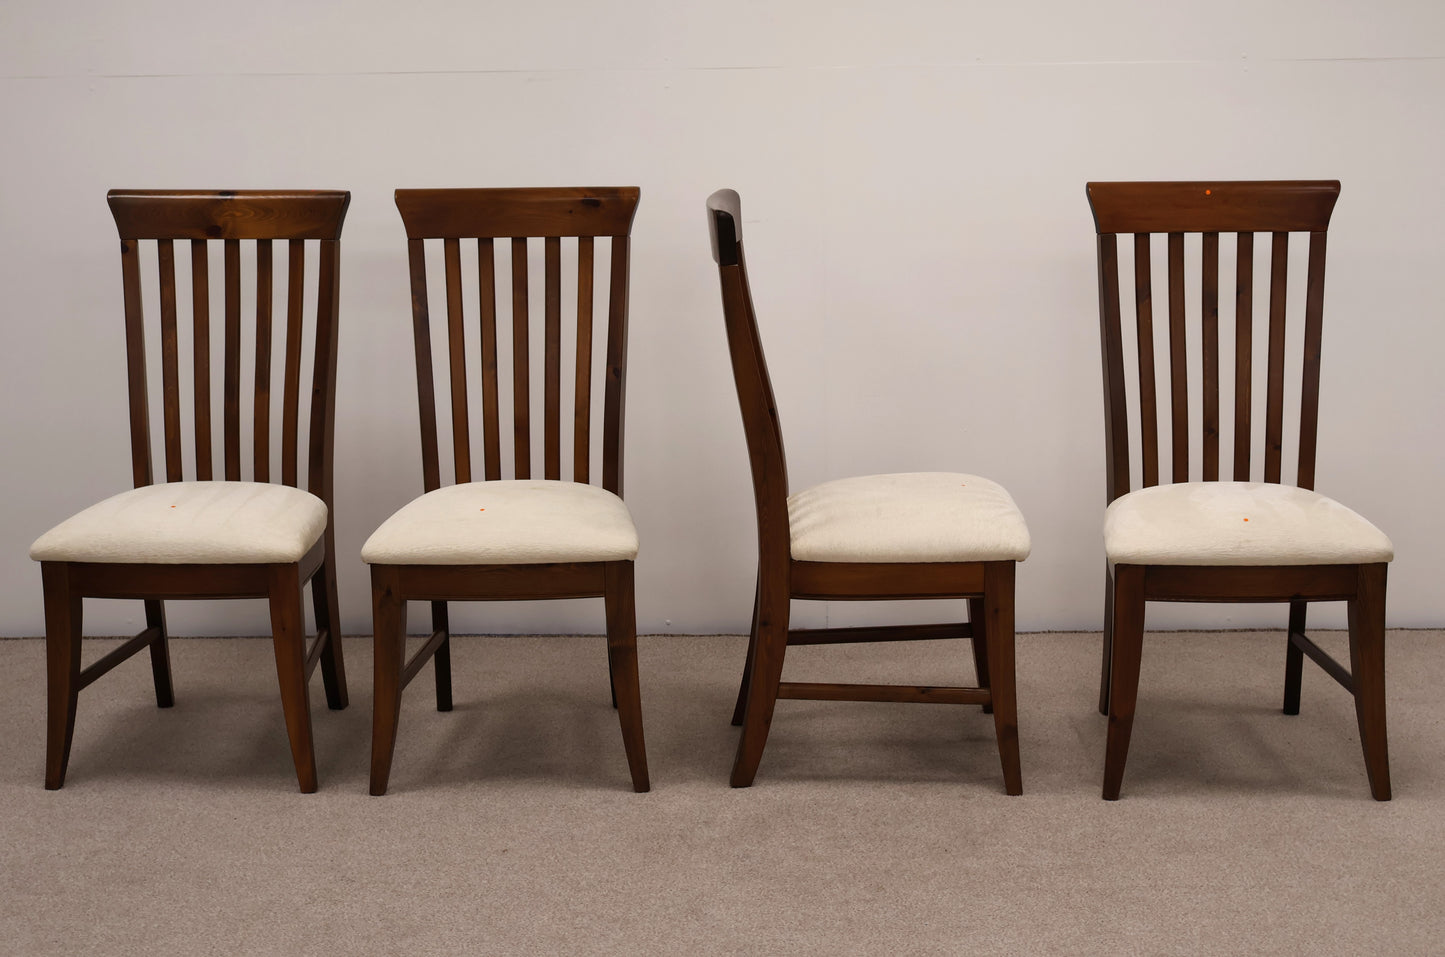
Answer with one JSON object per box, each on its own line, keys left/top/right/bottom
{"left": 1, "top": 629, "right": 1441, "bottom": 955}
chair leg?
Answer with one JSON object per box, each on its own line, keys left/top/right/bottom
{"left": 982, "top": 563, "right": 1022, "bottom": 795}
{"left": 268, "top": 565, "right": 318, "bottom": 793}
{"left": 1099, "top": 566, "right": 1115, "bottom": 716}
{"left": 310, "top": 546, "right": 349, "bottom": 711}
{"left": 730, "top": 575, "right": 789, "bottom": 788}
{"left": 431, "top": 601, "right": 453, "bottom": 712}
{"left": 968, "top": 597, "right": 992, "bottom": 714}
{"left": 42, "top": 563, "right": 82, "bottom": 791}
{"left": 604, "top": 561, "right": 650, "bottom": 792}
{"left": 1102, "top": 564, "right": 1146, "bottom": 800}
{"left": 1347, "top": 563, "right": 1391, "bottom": 801}
{"left": 369, "top": 567, "right": 408, "bottom": 796}
{"left": 1283, "top": 599, "right": 1306, "bottom": 715}
{"left": 144, "top": 599, "right": 175, "bottom": 709}
{"left": 731, "top": 574, "right": 761, "bottom": 727}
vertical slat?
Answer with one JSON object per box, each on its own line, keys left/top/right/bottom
{"left": 1233, "top": 232, "right": 1254, "bottom": 481}
{"left": 222, "top": 238, "right": 241, "bottom": 480}
{"left": 307, "top": 239, "right": 341, "bottom": 505}
{"left": 281, "top": 240, "right": 305, "bottom": 487}
{"left": 253, "top": 239, "right": 273, "bottom": 482}
{"left": 512, "top": 237, "right": 531, "bottom": 479}
{"left": 407, "top": 239, "right": 442, "bottom": 492}
{"left": 1166, "top": 232, "right": 1188, "bottom": 483}
{"left": 443, "top": 238, "right": 471, "bottom": 484}
{"left": 574, "top": 237, "right": 595, "bottom": 483}
{"left": 156, "top": 239, "right": 182, "bottom": 481}
{"left": 1264, "top": 232, "right": 1289, "bottom": 483}
{"left": 478, "top": 239, "right": 501, "bottom": 481}
{"left": 1096, "top": 234, "right": 1129, "bottom": 502}
{"left": 543, "top": 236, "right": 562, "bottom": 480}
{"left": 1296, "top": 231, "right": 1328, "bottom": 490}
{"left": 602, "top": 236, "right": 630, "bottom": 495}
{"left": 119, "top": 240, "right": 154, "bottom": 488}
{"left": 1201, "top": 232, "right": 1220, "bottom": 481}
{"left": 190, "top": 241, "right": 213, "bottom": 480}
{"left": 1132, "top": 235, "right": 1159, "bottom": 489}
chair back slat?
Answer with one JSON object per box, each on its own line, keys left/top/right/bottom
{"left": 1263, "top": 232, "right": 1290, "bottom": 483}
{"left": 574, "top": 238, "right": 596, "bottom": 483}
{"left": 1200, "top": 232, "right": 1220, "bottom": 481}
{"left": 1086, "top": 181, "right": 1339, "bottom": 501}
{"left": 253, "top": 239, "right": 273, "bottom": 482}
{"left": 1232, "top": 232, "right": 1255, "bottom": 481}
{"left": 190, "top": 240, "right": 213, "bottom": 480}
{"left": 106, "top": 190, "right": 348, "bottom": 500}
{"left": 405, "top": 239, "right": 443, "bottom": 492}
{"left": 392, "top": 187, "right": 639, "bottom": 495}
{"left": 443, "top": 238, "right": 471, "bottom": 484}
{"left": 156, "top": 239, "right": 183, "bottom": 481}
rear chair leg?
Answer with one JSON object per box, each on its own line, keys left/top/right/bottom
{"left": 1282, "top": 600, "right": 1305, "bottom": 715}
{"left": 144, "top": 598, "right": 175, "bottom": 708}
{"left": 311, "top": 541, "right": 349, "bottom": 711}
{"left": 968, "top": 597, "right": 992, "bottom": 714}
{"left": 431, "top": 601, "right": 453, "bottom": 712}
{"left": 731, "top": 574, "right": 761, "bottom": 727}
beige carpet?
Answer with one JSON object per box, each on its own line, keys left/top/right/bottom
{"left": 1, "top": 629, "right": 1441, "bottom": 955}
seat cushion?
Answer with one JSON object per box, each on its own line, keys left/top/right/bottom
{"left": 29, "top": 481, "right": 328, "bottom": 565}
{"left": 361, "top": 480, "right": 638, "bottom": 565}
{"left": 787, "top": 472, "right": 1031, "bottom": 563}
{"left": 1104, "top": 481, "right": 1393, "bottom": 566}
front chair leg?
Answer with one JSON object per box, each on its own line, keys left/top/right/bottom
{"left": 268, "top": 564, "right": 318, "bottom": 793}
{"left": 1348, "top": 563, "right": 1391, "bottom": 801}
{"left": 144, "top": 599, "right": 175, "bottom": 708}
{"left": 369, "top": 567, "right": 408, "bottom": 796}
{"left": 968, "top": 596, "right": 992, "bottom": 714}
{"left": 604, "top": 561, "right": 650, "bottom": 792}
{"left": 982, "top": 563, "right": 1021, "bottom": 795}
{"left": 42, "top": 563, "right": 83, "bottom": 790}
{"left": 1102, "top": 564, "right": 1146, "bottom": 800}
{"left": 310, "top": 542, "right": 349, "bottom": 711}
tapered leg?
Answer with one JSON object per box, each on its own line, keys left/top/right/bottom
{"left": 1102, "top": 564, "right": 1146, "bottom": 800}
{"left": 604, "top": 561, "right": 650, "bottom": 792}
{"left": 730, "top": 571, "right": 789, "bottom": 788}
{"left": 310, "top": 543, "right": 349, "bottom": 711}
{"left": 369, "top": 566, "right": 408, "bottom": 796}
{"left": 42, "top": 563, "right": 82, "bottom": 790}
{"left": 143, "top": 599, "right": 175, "bottom": 708}
{"left": 1099, "top": 566, "right": 1115, "bottom": 716}
{"left": 731, "top": 574, "right": 761, "bottom": 726}
{"left": 430, "top": 600, "right": 453, "bottom": 712}
{"left": 968, "top": 596, "right": 992, "bottom": 714}
{"left": 1347, "top": 563, "right": 1391, "bottom": 801}
{"left": 1283, "top": 599, "right": 1306, "bottom": 715}
{"left": 982, "top": 563, "right": 1022, "bottom": 795}
{"left": 268, "top": 564, "right": 317, "bottom": 793}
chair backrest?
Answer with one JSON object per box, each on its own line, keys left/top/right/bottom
{"left": 1086, "top": 180, "right": 1340, "bottom": 504}
{"left": 107, "top": 189, "right": 350, "bottom": 508}
{"left": 393, "top": 187, "right": 639, "bottom": 496}
{"left": 706, "top": 189, "right": 790, "bottom": 566}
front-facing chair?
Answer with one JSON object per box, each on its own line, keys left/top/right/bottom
{"left": 364, "top": 187, "right": 649, "bottom": 795}
{"left": 1088, "top": 180, "right": 1393, "bottom": 800}
{"left": 706, "top": 189, "right": 1030, "bottom": 793}
{"left": 30, "top": 189, "right": 351, "bottom": 792}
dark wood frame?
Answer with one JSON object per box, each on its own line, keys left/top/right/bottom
{"left": 1088, "top": 180, "right": 1389, "bottom": 800}
{"left": 41, "top": 189, "right": 351, "bottom": 793}
{"left": 369, "top": 187, "right": 648, "bottom": 795}
{"left": 707, "top": 189, "right": 1022, "bottom": 793}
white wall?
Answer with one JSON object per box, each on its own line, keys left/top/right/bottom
{"left": 2, "top": 1, "right": 1442, "bottom": 637}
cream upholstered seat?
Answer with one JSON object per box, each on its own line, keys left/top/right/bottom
{"left": 361, "top": 480, "right": 638, "bottom": 566}
{"left": 1104, "top": 481, "right": 1393, "bottom": 567}
{"left": 788, "top": 472, "right": 1031, "bottom": 563}
{"left": 30, "top": 481, "right": 328, "bottom": 565}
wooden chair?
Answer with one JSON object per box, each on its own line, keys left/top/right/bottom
{"left": 1087, "top": 180, "right": 1394, "bottom": 800}
{"left": 364, "top": 187, "right": 649, "bottom": 795}
{"left": 706, "top": 189, "right": 1029, "bottom": 792}
{"left": 30, "top": 190, "right": 351, "bottom": 792}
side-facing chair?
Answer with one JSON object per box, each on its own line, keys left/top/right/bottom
{"left": 364, "top": 187, "right": 649, "bottom": 795}
{"left": 1088, "top": 180, "right": 1393, "bottom": 800}
{"left": 706, "top": 189, "right": 1030, "bottom": 792}
{"left": 30, "top": 189, "right": 351, "bottom": 792}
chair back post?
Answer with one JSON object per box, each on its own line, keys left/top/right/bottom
{"left": 1085, "top": 181, "right": 1340, "bottom": 503}
{"left": 707, "top": 190, "right": 791, "bottom": 575}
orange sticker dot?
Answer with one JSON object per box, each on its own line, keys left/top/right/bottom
{"left": 1205, "top": 188, "right": 1213, "bottom": 195}
{"left": 479, "top": 508, "right": 486, "bottom": 512}
{"left": 1243, "top": 517, "right": 1249, "bottom": 522}
{"left": 170, "top": 505, "right": 176, "bottom": 508}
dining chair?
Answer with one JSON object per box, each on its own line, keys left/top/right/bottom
{"left": 705, "top": 188, "right": 1030, "bottom": 792}
{"left": 364, "top": 187, "right": 649, "bottom": 795}
{"left": 1087, "top": 180, "right": 1393, "bottom": 800}
{"left": 30, "top": 189, "right": 351, "bottom": 792}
